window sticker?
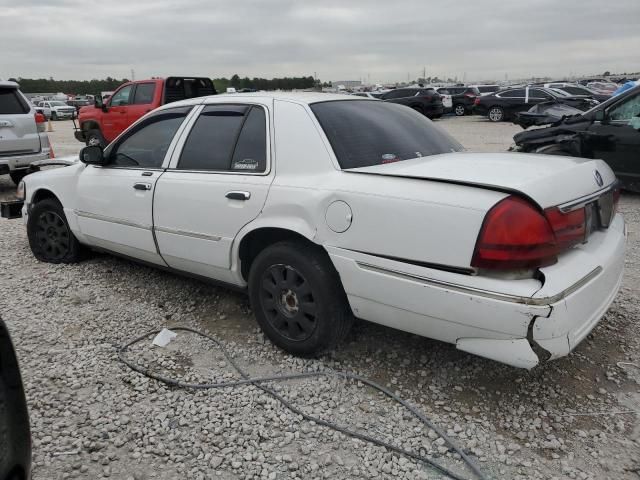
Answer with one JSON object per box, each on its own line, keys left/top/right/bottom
{"left": 233, "top": 158, "right": 259, "bottom": 170}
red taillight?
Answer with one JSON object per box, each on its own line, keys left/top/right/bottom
{"left": 34, "top": 112, "right": 46, "bottom": 124}
{"left": 472, "top": 196, "right": 591, "bottom": 270}
{"left": 544, "top": 206, "right": 585, "bottom": 250}
{"left": 613, "top": 188, "right": 621, "bottom": 213}
{"left": 472, "top": 196, "right": 558, "bottom": 270}
{"left": 474, "top": 98, "right": 481, "bottom": 106}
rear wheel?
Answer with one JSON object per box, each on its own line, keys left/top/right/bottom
{"left": 248, "top": 240, "right": 353, "bottom": 356}
{"left": 454, "top": 104, "right": 466, "bottom": 116}
{"left": 85, "top": 129, "right": 106, "bottom": 148}
{"left": 9, "top": 170, "right": 28, "bottom": 185}
{"left": 488, "top": 106, "right": 504, "bottom": 122}
{"left": 27, "top": 199, "right": 83, "bottom": 264}
{"left": 51, "top": 111, "right": 57, "bottom": 121}
{"left": 411, "top": 105, "right": 424, "bottom": 116}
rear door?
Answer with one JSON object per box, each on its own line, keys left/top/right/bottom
{"left": 154, "top": 101, "right": 273, "bottom": 282}
{"left": 127, "top": 81, "right": 159, "bottom": 126}
{"left": 0, "top": 86, "right": 40, "bottom": 156}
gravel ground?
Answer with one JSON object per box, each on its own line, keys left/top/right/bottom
{"left": 0, "top": 115, "right": 639, "bottom": 480}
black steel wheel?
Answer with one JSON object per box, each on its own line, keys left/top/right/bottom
{"left": 249, "top": 240, "right": 353, "bottom": 356}
{"left": 27, "top": 199, "right": 83, "bottom": 264}
{"left": 260, "top": 264, "right": 318, "bottom": 342}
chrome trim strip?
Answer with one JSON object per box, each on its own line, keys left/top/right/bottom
{"left": 154, "top": 226, "right": 221, "bottom": 242}
{"left": 74, "top": 210, "right": 151, "bottom": 230}
{"left": 356, "top": 261, "right": 602, "bottom": 306}
{"left": 558, "top": 185, "right": 616, "bottom": 212}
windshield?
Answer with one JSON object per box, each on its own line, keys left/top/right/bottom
{"left": 49, "top": 101, "right": 67, "bottom": 106}
{"left": 311, "top": 100, "right": 463, "bottom": 169}
{"left": 550, "top": 88, "right": 570, "bottom": 97}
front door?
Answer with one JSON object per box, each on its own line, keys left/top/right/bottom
{"left": 103, "top": 84, "right": 134, "bottom": 142}
{"left": 587, "top": 90, "right": 640, "bottom": 188}
{"left": 76, "top": 106, "right": 192, "bottom": 264}
{"left": 154, "top": 102, "right": 273, "bottom": 283}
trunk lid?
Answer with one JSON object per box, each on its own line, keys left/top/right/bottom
{"left": 0, "top": 85, "right": 41, "bottom": 155}
{"left": 348, "top": 152, "right": 616, "bottom": 209}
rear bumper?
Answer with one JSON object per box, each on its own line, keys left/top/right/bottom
{"left": 424, "top": 104, "right": 444, "bottom": 117}
{"left": 0, "top": 150, "right": 50, "bottom": 172}
{"left": 327, "top": 214, "right": 626, "bottom": 369}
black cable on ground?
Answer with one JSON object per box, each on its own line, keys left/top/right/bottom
{"left": 118, "top": 327, "right": 489, "bottom": 480}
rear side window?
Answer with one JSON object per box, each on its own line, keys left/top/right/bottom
{"left": 500, "top": 89, "right": 525, "bottom": 98}
{"left": 178, "top": 105, "right": 267, "bottom": 172}
{"left": 0, "top": 89, "right": 29, "bottom": 114}
{"left": 133, "top": 83, "right": 156, "bottom": 105}
{"left": 311, "top": 100, "right": 463, "bottom": 170}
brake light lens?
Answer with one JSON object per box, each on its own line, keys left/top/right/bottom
{"left": 544, "top": 206, "right": 585, "bottom": 250}
{"left": 472, "top": 196, "right": 558, "bottom": 270}
{"left": 474, "top": 97, "right": 481, "bottom": 106}
{"left": 34, "top": 112, "right": 46, "bottom": 123}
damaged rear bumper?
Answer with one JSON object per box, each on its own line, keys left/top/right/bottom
{"left": 326, "top": 214, "right": 626, "bottom": 369}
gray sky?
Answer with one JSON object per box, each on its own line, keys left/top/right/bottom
{"left": 2, "top": 0, "right": 639, "bottom": 83}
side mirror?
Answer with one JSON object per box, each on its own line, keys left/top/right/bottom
{"left": 79, "top": 146, "right": 107, "bottom": 165}
{"left": 594, "top": 109, "right": 606, "bottom": 123}
{"left": 94, "top": 96, "right": 108, "bottom": 112}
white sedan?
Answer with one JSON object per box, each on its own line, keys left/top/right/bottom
{"left": 12, "top": 93, "right": 626, "bottom": 369}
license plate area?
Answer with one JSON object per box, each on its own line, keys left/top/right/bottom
{"left": 584, "top": 191, "right": 614, "bottom": 240}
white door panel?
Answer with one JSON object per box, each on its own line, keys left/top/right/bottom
{"left": 153, "top": 172, "right": 271, "bottom": 278}
{"left": 76, "top": 166, "right": 165, "bottom": 265}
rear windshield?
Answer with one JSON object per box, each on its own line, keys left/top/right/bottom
{"left": 0, "top": 88, "right": 29, "bottom": 114}
{"left": 478, "top": 86, "right": 499, "bottom": 93}
{"left": 311, "top": 100, "right": 463, "bottom": 169}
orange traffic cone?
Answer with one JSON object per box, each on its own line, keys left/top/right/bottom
{"left": 46, "top": 119, "right": 53, "bottom": 132}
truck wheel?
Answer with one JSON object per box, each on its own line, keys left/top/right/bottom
{"left": 454, "top": 104, "right": 466, "bottom": 116}
{"left": 9, "top": 170, "right": 28, "bottom": 185}
{"left": 27, "top": 199, "right": 83, "bottom": 264}
{"left": 86, "top": 129, "right": 106, "bottom": 148}
{"left": 51, "top": 112, "right": 57, "bottom": 121}
{"left": 248, "top": 240, "right": 353, "bottom": 356}
{"left": 488, "top": 107, "right": 504, "bottom": 122}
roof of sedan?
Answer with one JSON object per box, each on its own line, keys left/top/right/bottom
{"left": 164, "top": 91, "right": 367, "bottom": 109}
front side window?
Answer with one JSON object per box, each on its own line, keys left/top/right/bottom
{"left": 110, "top": 85, "right": 133, "bottom": 106}
{"left": 311, "top": 100, "right": 463, "bottom": 170}
{"left": 529, "top": 89, "right": 552, "bottom": 100}
{"left": 177, "top": 105, "right": 267, "bottom": 172}
{"left": 133, "top": 83, "right": 156, "bottom": 105}
{"left": 106, "top": 107, "right": 191, "bottom": 168}
{"left": 608, "top": 92, "right": 640, "bottom": 123}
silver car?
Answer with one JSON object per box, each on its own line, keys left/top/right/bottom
{"left": 0, "top": 81, "right": 53, "bottom": 184}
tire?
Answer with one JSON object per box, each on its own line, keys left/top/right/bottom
{"left": 454, "top": 104, "right": 466, "bottom": 116}
{"left": 411, "top": 105, "right": 424, "bottom": 116}
{"left": 85, "top": 129, "right": 106, "bottom": 148}
{"left": 535, "top": 145, "right": 573, "bottom": 156}
{"left": 248, "top": 240, "right": 353, "bottom": 356}
{"left": 9, "top": 170, "right": 28, "bottom": 185}
{"left": 27, "top": 198, "right": 83, "bottom": 264}
{"left": 488, "top": 106, "right": 504, "bottom": 122}
{"left": 51, "top": 111, "right": 57, "bottom": 121}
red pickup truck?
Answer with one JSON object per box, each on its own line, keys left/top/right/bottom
{"left": 74, "top": 77, "right": 216, "bottom": 147}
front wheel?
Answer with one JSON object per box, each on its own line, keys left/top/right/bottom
{"left": 248, "top": 240, "right": 353, "bottom": 356}
{"left": 51, "top": 112, "right": 57, "bottom": 121}
{"left": 85, "top": 129, "right": 106, "bottom": 148}
{"left": 27, "top": 199, "right": 84, "bottom": 264}
{"left": 488, "top": 106, "right": 504, "bottom": 122}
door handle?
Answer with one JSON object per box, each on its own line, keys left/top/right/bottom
{"left": 225, "top": 191, "right": 251, "bottom": 200}
{"left": 120, "top": 111, "right": 126, "bottom": 114}
{"left": 141, "top": 171, "right": 153, "bottom": 176}
{"left": 133, "top": 182, "right": 152, "bottom": 191}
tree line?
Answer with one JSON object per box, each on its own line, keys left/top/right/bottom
{"left": 10, "top": 75, "right": 321, "bottom": 94}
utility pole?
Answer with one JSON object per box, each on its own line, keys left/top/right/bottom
{"left": 423, "top": 66, "right": 426, "bottom": 81}
{"left": 131, "top": 69, "right": 135, "bottom": 81}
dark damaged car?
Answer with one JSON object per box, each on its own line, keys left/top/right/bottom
{"left": 474, "top": 86, "right": 599, "bottom": 122}
{"left": 513, "top": 84, "right": 640, "bottom": 192}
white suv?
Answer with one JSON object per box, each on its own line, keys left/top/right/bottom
{"left": 0, "top": 81, "right": 53, "bottom": 184}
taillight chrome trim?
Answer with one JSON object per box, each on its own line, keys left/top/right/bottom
{"left": 357, "top": 261, "right": 602, "bottom": 306}
{"left": 557, "top": 184, "right": 618, "bottom": 213}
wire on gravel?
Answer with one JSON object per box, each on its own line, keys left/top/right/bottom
{"left": 118, "top": 327, "right": 489, "bottom": 480}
